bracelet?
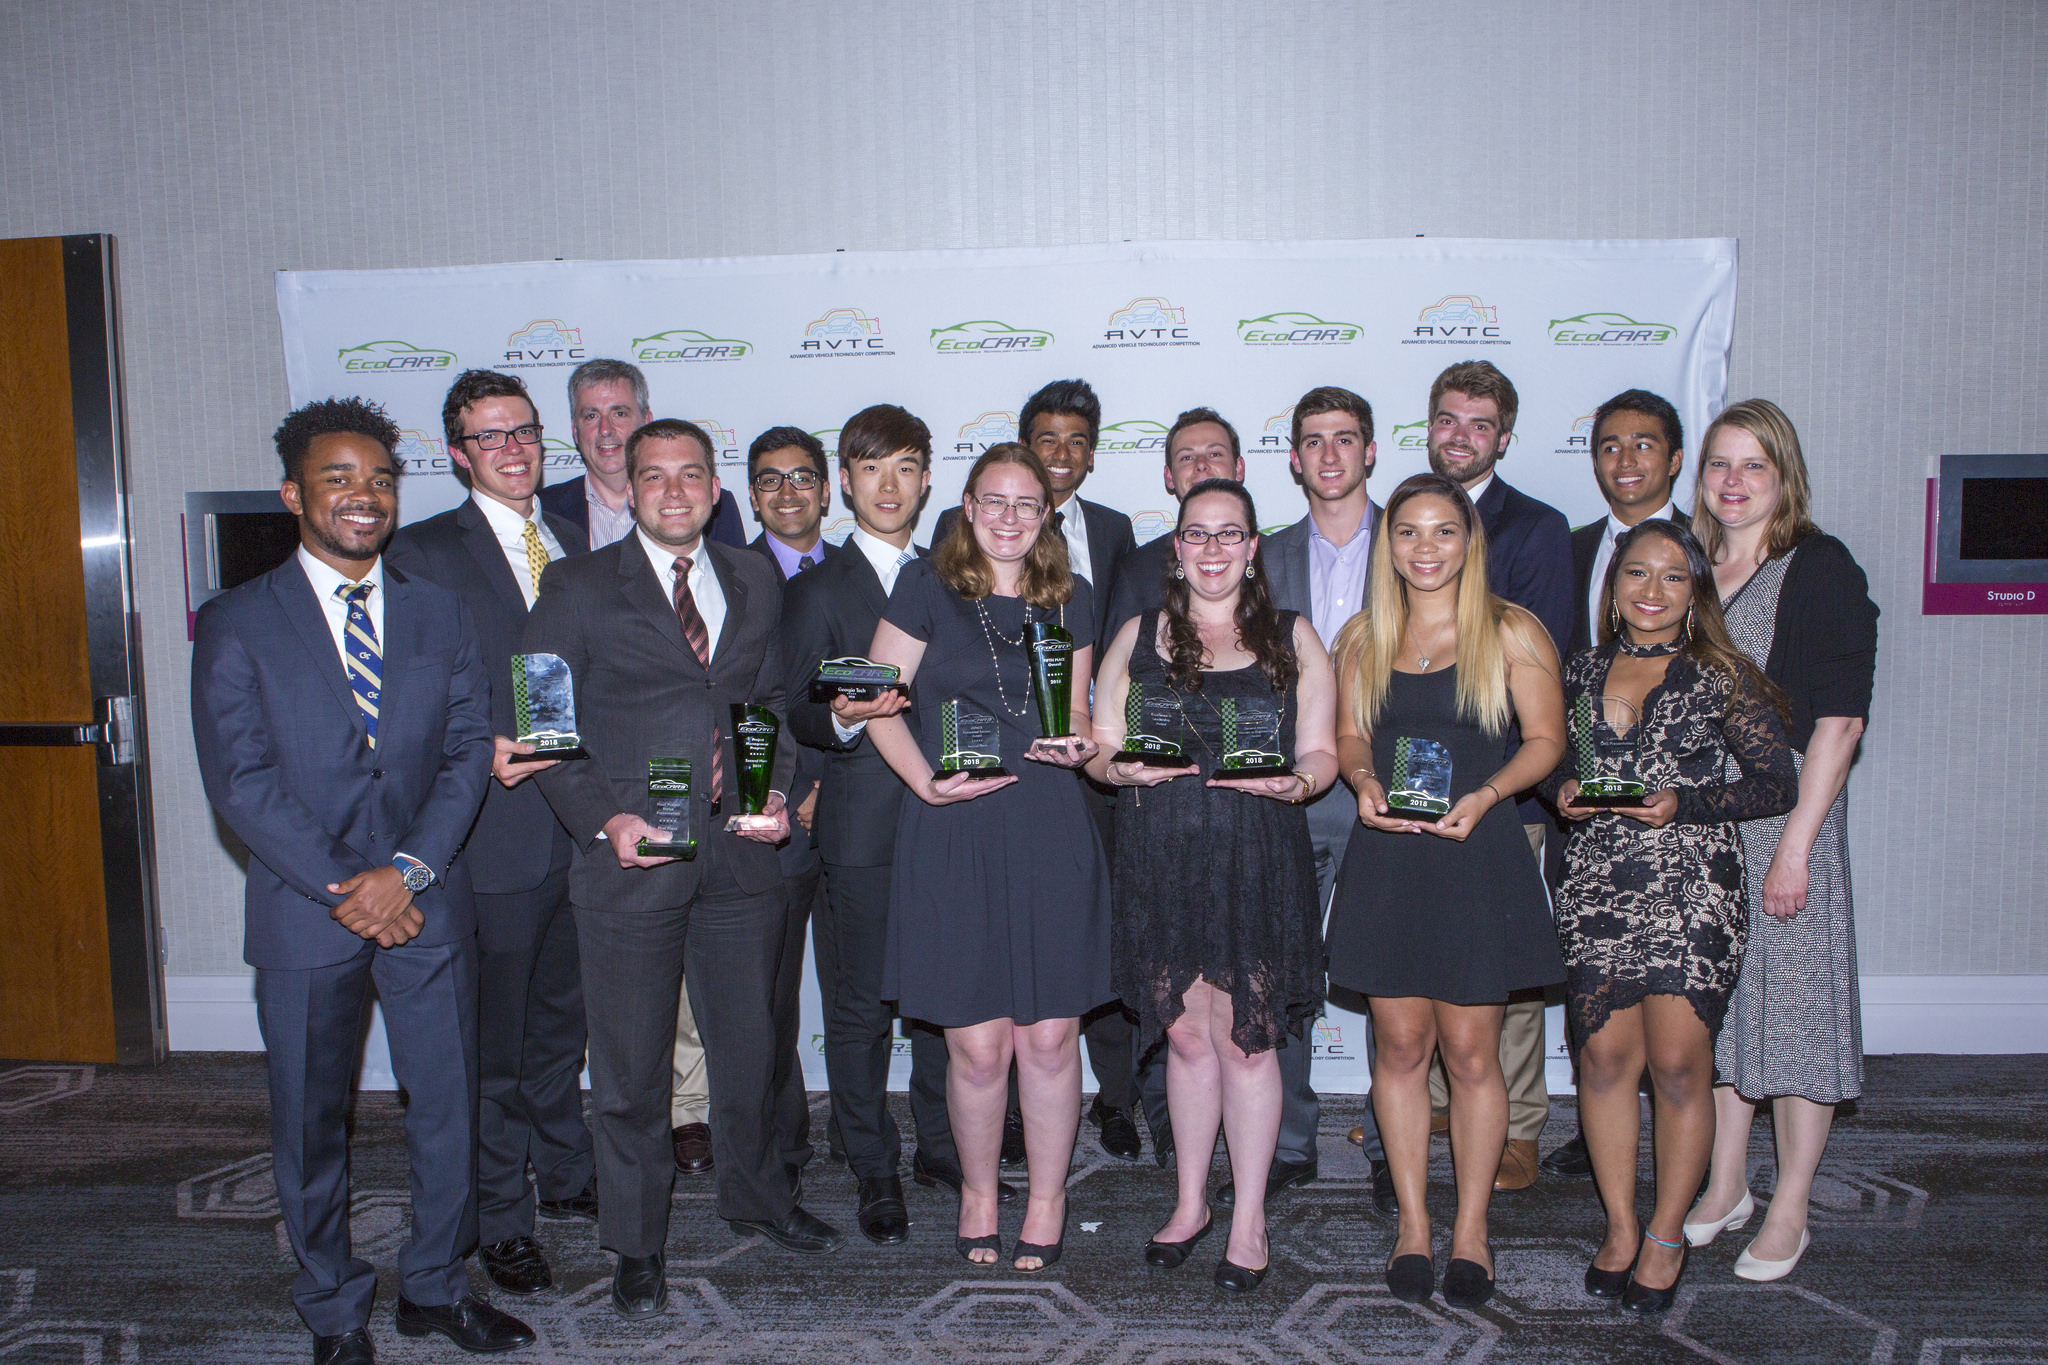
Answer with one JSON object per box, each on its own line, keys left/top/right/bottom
{"left": 1349, "top": 767, "right": 1378, "bottom": 787}
{"left": 1480, "top": 781, "right": 1503, "bottom": 804}
{"left": 1293, "top": 770, "right": 1318, "bottom": 803}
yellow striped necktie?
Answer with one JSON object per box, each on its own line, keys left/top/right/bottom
{"left": 521, "top": 519, "right": 551, "bottom": 595}
{"left": 337, "top": 581, "right": 381, "bottom": 747}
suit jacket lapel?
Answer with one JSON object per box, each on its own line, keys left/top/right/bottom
{"left": 709, "top": 543, "right": 748, "bottom": 665}
{"left": 1081, "top": 500, "right": 1116, "bottom": 586}
{"left": 455, "top": 500, "right": 528, "bottom": 617}
{"left": 274, "top": 562, "right": 369, "bottom": 741}
{"left": 617, "top": 537, "right": 693, "bottom": 661}
{"left": 846, "top": 548, "right": 888, "bottom": 622}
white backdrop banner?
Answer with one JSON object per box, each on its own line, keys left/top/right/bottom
{"left": 278, "top": 236, "right": 1736, "bottom": 1092}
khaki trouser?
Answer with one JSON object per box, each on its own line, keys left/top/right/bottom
{"left": 670, "top": 981, "right": 710, "bottom": 1126}
{"left": 1427, "top": 822, "right": 1551, "bottom": 1142}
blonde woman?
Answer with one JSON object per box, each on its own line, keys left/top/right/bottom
{"left": 1325, "top": 472, "right": 1566, "bottom": 1310}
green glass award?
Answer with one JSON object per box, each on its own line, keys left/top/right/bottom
{"left": 727, "top": 704, "right": 781, "bottom": 833}
{"left": 508, "top": 652, "right": 587, "bottom": 762}
{"left": 807, "top": 656, "right": 907, "bottom": 703}
{"left": 934, "top": 698, "right": 1007, "bottom": 779}
{"left": 1217, "top": 695, "right": 1291, "bottom": 777}
{"left": 637, "top": 757, "right": 698, "bottom": 858}
{"left": 1385, "top": 735, "right": 1454, "bottom": 821}
{"left": 1570, "top": 693, "right": 1646, "bottom": 807}
{"left": 1025, "top": 621, "right": 1075, "bottom": 737}
{"left": 1112, "top": 680, "right": 1186, "bottom": 766}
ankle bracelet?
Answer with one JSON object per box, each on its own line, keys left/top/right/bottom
{"left": 1645, "top": 1231, "right": 1686, "bottom": 1250}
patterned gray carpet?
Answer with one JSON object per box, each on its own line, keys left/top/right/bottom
{"left": 0, "top": 1053, "right": 2039, "bottom": 1363}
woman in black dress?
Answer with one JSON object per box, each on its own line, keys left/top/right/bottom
{"left": 1684, "top": 400, "right": 1879, "bottom": 1284}
{"left": 1542, "top": 520, "right": 1796, "bottom": 1311}
{"left": 865, "top": 443, "right": 1107, "bottom": 1272}
{"left": 1325, "top": 473, "right": 1566, "bottom": 1311}
{"left": 1085, "top": 480, "right": 1337, "bottom": 1294}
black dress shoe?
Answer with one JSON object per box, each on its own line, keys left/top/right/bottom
{"left": 1622, "top": 1241, "right": 1687, "bottom": 1313}
{"left": 1585, "top": 1256, "right": 1633, "bottom": 1299}
{"left": 1153, "top": 1133, "right": 1176, "bottom": 1170}
{"left": 1386, "top": 1254, "right": 1435, "bottom": 1303}
{"left": 786, "top": 1162, "right": 804, "bottom": 1208}
{"left": 394, "top": 1295, "right": 535, "bottom": 1353}
{"left": 1215, "top": 1157, "right": 1316, "bottom": 1207}
{"left": 313, "top": 1327, "right": 374, "bottom": 1365}
{"left": 1541, "top": 1131, "right": 1594, "bottom": 1179}
{"left": 611, "top": 1252, "right": 667, "bottom": 1319}
{"left": 478, "top": 1235, "right": 552, "bottom": 1296}
{"left": 912, "top": 1154, "right": 1018, "bottom": 1204}
{"left": 1000, "top": 1109, "right": 1027, "bottom": 1167}
{"left": 857, "top": 1175, "right": 910, "bottom": 1245}
{"left": 1089, "top": 1096, "right": 1144, "bottom": 1162}
{"left": 1370, "top": 1159, "right": 1398, "bottom": 1216}
{"left": 1143, "top": 1214, "right": 1214, "bottom": 1270}
{"left": 672, "top": 1122, "right": 714, "bottom": 1174}
{"left": 1214, "top": 1255, "right": 1269, "bottom": 1294}
{"left": 1443, "top": 1257, "right": 1495, "bottom": 1310}
{"left": 728, "top": 1206, "right": 845, "bottom": 1254}
{"left": 536, "top": 1178, "right": 598, "bottom": 1223}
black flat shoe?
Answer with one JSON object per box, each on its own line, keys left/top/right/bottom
{"left": 1623, "top": 1241, "right": 1687, "bottom": 1313}
{"left": 313, "top": 1328, "right": 374, "bottom": 1365}
{"left": 611, "top": 1252, "right": 667, "bottom": 1319}
{"left": 1443, "top": 1257, "right": 1495, "bottom": 1310}
{"left": 856, "top": 1175, "right": 910, "bottom": 1245}
{"left": 1386, "top": 1254, "right": 1435, "bottom": 1303}
{"left": 1216, "top": 1157, "right": 1316, "bottom": 1208}
{"left": 478, "top": 1235, "right": 552, "bottom": 1296}
{"left": 1369, "top": 1159, "right": 1398, "bottom": 1216}
{"left": 1142, "top": 1214, "right": 1214, "bottom": 1270}
{"left": 954, "top": 1232, "right": 1002, "bottom": 1264}
{"left": 912, "top": 1154, "right": 1018, "bottom": 1204}
{"left": 1584, "top": 1256, "right": 1634, "bottom": 1300}
{"left": 1013, "top": 1216, "right": 1065, "bottom": 1273}
{"left": 1214, "top": 1256, "right": 1269, "bottom": 1293}
{"left": 394, "top": 1294, "right": 536, "bottom": 1352}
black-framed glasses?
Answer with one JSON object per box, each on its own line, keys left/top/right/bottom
{"left": 750, "top": 468, "right": 822, "bottom": 492}
{"left": 974, "top": 494, "right": 1047, "bottom": 522}
{"left": 1176, "top": 527, "right": 1248, "bottom": 546}
{"left": 460, "top": 424, "right": 543, "bottom": 449}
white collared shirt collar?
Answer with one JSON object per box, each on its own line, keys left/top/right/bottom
{"left": 1463, "top": 473, "right": 1496, "bottom": 508}
{"left": 850, "top": 527, "right": 916, "bottom": 596}
{"left": 1057, "top": 498, "right": 1092, "bottom": 582}
{"left": 297, "top": 545, "right": 386, "bottom": 669}
{"left": 637, "top": 528, "right": 727, "bottom": 663}
{"left": 470, "top": 490, "right": 562, "bottom": 608}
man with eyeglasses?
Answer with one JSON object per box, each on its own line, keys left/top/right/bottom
{"left": 385, "top": 368, "right": 600, "bottom": 1304}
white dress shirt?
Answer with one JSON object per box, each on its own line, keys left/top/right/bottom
{"left": 1462, "top": 472, "right": 1496, "bottom": 509}
{"left": 1056, "top": 499, "right": 1093, "bottom": 582}
{"left": 834, "top": 529, "right": 920, "bottom": 742}
{"left": 585, "top": 480, "right": 636, "bottom": 549}
{"left": 638, "top": 528, "right": 727, "bottom": 662}
{"left": 471, "top": 490, "right": 565, "bottom": 609}
{"left": 297, "top": 545, "right": 386, "bottom": 670}
{"left": 1587, "top": 500, "right": 1681, "bottom": 639}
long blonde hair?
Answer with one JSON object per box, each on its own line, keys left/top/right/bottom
{"left": 933, "top": 443, "right": 1075, "bottom": 610}
{"left": 1692, "top": 398, "right": 1820, "bottom": 563}
{"left": 1331, "top": 472, "right": 1515, "bottom": 737}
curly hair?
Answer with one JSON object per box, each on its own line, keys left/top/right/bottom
{"left": 1158, "top": 479, "right": 1298, "bottom": 696}
{"left": 440, "top": 368, "right": 535, "bottom": 448}
{"left": 273, "top": 397, "right": 401, "bottom": 483}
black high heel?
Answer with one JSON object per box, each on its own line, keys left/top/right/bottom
{"left": 1443, "top": 1253, "right": 1495, "bottom": 1309}
{"left": 1622, "top": 1236, "right": 1687, "bottom": 1312}
{"left": 1142, "top": 1214, "right": 1214, "bottom": 1270}
{"left": 1585, "top": 1239, "right": 1638, "bottom": 1300}
{"left": 1385, "top": 1254, "right": 1435, "bottom": 1303}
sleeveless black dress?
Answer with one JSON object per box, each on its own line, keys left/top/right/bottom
{"left": 1111, "top": 612, "right": 1324, "bottom": 1058}
{"left": 1325, "top": 666, "right": 1564, "bottom": 1004}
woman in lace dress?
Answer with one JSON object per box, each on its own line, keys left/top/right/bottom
{"left": 1543, "top": 520, "right": 1795, "bottom": 1311}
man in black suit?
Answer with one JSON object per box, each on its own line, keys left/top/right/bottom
{"left": 192, "top": 398, "right": 531, "bottom": 1364}
{"left": 524, "top": 418, "right": 842, "bottom": 1320}
{"left": 935, "top": 378, "right": 1144, "bottom": 1162}
{"left": 538, "top": 358, "right": 746, "bottom": 550}
{"left": 384, "top": 370, "right": 596, "bottom": 1299}
{"left": 1424, "top": 360, "right": 1575, "bottom": 1193}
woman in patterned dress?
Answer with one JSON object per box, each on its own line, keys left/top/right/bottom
{"left": 1681, "top": 401, "right": 1880, "bottom": 1283}
{"left": 1543, "top": 519, "right": 1796, "bottom": 1310}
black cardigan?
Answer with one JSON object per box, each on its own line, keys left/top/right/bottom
{"left": 1758, "top": 532, "right": 1879, "bottom": 752}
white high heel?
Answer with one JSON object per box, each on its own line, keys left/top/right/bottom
{"left": 1682, "top": 1189, "right": 1755, "bottom": 1247}
{"left": 1733, "top": 1227, "right": 1810, "bottom": 1282}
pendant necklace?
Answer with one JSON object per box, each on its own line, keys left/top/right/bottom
{"left": 1409, "top": 617, "right": 1455, "bottom": 671}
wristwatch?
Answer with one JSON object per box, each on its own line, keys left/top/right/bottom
{"left": 392, "top": 855, "right": 434, "bottom": 893}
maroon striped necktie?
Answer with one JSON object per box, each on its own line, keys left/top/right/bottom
{"left": 672, "top": 558, "right": 724, "bottom": 801}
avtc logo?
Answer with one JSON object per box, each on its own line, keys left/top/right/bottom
{"left": 953, "top": 412, "right": 1018, "bottom": 457}
{"left": 1311, "top": 1019, "right": 1353, "bottom": 1059}
{"left": 1406, "top": 294, "right": 1507, "bottom": 344}
{"left": 1094, "top": 297, "right": 1195, "bottom": 349}
{"left": 1096, "top": 419, "right": 1169, "bottom": 455}
{"left": 1130, "top": 510, "right": 1174, "bottom": 542}
{"left": 930, "top": 320, "right": 1053, "bottom": 353}
{"left": 1548, "top": 311, "right": 1676, "bottom": 345}
{"left": 1553, "top": 413, "right": 1597, "bottom": 456}
{"left": 796, "top": 308, "right": 891, "bottom": 357}
{"left": 631, "top": 328, "right": 751, "bottom": 363}
{"left": 504, "top": 318, "right": 586, "bottom": 365}
{"left": 1388, "top": 420, "right": 1429, "bottom": 450}
{"left": 686, "top": 419, "right": 742, "bottom": 468}
{"left": 1257, "top": 408, "right": 1294, "bottom": 449}
{"left": 1238, "top": 311, "right": 1362, "bottom": 345}
{"left": 392, "top": 430, "right": 449, "bottom": 475}
{"left": 338, "top": 339, "right": 456, "bottom": 373}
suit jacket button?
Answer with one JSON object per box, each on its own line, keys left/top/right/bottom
{"left": 371, "top": 769, "right": 384, "bottom": 779}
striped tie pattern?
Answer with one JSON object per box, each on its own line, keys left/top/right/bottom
{"left": 672, "top": 559, "right": 724, "bottom": 800}
{"left": 521, "top": 519, "right": 551, "bottom": 596}
{"left": 338, "top": 581, "right": 381, "bottom": 748}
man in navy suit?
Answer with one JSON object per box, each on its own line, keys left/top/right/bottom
{"left": 192, "top": 398, "right": 531, "bottom": 1364}
{"left": 538, "top": 358, "right": 745, "bottom": 550}
{"left": 384, "top": 370, "right": 596, "bottom": 1299}
{"left": 1424, "top": 360, "right": 1574, "bottom": 1193}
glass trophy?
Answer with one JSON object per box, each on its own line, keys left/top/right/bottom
{"left": 508, "top": 652, "right": 587, "bottom": 762}
{"left": 808, "top": 655, "right": 907, "bottom": 703}
{"left": 637, "top": 756, "right": 698, "bottom": 858}
{"left": 1217, "top": 695, "right": 1291, "bottom": 777}
{"left": 726, "top": 704, "right": 782, "bottom": 834}
{"left": 1025, "top": 621, "right": 1076, "bottom": 737}
{"left": 1112, "top": 680, "right": 1186, "bottom": 766}
{"left": 1571, "top": 693, "right": 1647, "bottom": 807}
{"left": 1385, "top": 735, "right": 1454, "bottom": 821}
{"left": 934, "top": 698, "right": 1008, "bottom": 779}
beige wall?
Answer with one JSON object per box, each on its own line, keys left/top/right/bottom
{"left": 1, "top": 0, "right": 2041, "bottom": 977}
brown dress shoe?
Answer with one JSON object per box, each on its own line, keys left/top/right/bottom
{"left": 1346, "top": 1125, "right": 1365, "bottom": 1146}
{"left": 1430, "top": 1113, "right": 1452, "bottom": 1135}
{"left": 1493, "top": 1137, "right": 1539, "bottom": 1191}
{"left": 672, "top": 1122, "right": 714, "bottom": 1174}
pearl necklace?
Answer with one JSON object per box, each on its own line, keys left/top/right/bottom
{"left": 973, "top": 596, "right": 1033, "bottom": 718}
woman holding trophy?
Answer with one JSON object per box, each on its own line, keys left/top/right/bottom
{"left": 1085, "top": 479, "right": 1337, "bottom": 1294}
{"left": 1543, "top": 519, "right": 1796, "bottom": 1311}
{"left": 863, "top": 443, "right": 1106, "bottom": 1273}
{"left": 1324, "top": 472, "right": 1566, "bottom": 1310}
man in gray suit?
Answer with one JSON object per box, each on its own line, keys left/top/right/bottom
{"left": 1229, "top": 385, "right": 1394, "bottom": 1215}
{"left": 523, "top": 418, "right": 843, "bottom": 1322}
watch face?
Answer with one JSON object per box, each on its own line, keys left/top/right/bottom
{"left": 402, "top": 865, "right": 431, "bottom": 891}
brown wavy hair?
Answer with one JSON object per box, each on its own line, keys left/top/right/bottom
{"left": 1601, "top": 519, "right": 1790, "bottom": 720}
{"left": 1159, "top": 479, "right": 1298, "bottom": 696}
{"left": 933, "top": 443, "right": 1075, "bottom": 611}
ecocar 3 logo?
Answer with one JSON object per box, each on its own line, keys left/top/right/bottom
{"left": 1238, "top": 311, "right": 1362, "bottom": 345}
{"left": 1094, "top": 298, "right": 1195, "bottom": 349}
{"left": 338, "top": 340, "right": 456, "bottom": 373}
{"left": 503, "top": 318, "right": 587, "bottom": 367}
{"left": 1096, "top": 420, "right": 1170, "bottom": 455}
{"left": 795, "top": 308, "right": 891, "bottom": 358}
{"left": 1405, "top": 295, "right": 1507, "bottom": 345}
{"left": 1387, "top": 421, "right": 1429, "bottom": 450}
{"left": 632, "top": 328, "right": 752, "bottom": 363}
{"left": 539, "top": 437, "right": 583, "bottom": 473}
{"left": 952, "top": 412, "right": 1019, "bottom": 458}
{"left": 1547, "top": 312, "right": 1677, "bottom": 345}
{"left": 930, "top": 320, "right": 1053, "bottom": 353}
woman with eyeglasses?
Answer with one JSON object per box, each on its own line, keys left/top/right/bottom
{"left": 1084, "top": 479, "right": 1336, "bottom": 1294}
{"left": 863, "top": 443, "right": 1108, "bottom": 1273}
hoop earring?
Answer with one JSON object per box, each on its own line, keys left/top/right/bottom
{"left": 1608, "top": 598, "right": 1620, "bottom": 635}
{"left": 1174, "top": 563, "right": 1185, "bottom": 579}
